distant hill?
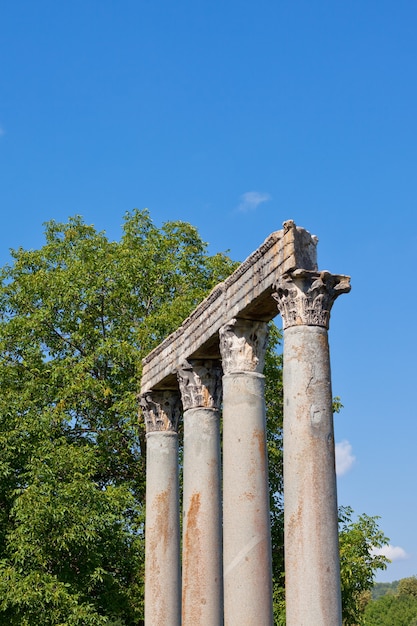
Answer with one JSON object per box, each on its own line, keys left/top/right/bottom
{"left": 372, "top": 580, "right": 399, "bottom": 599}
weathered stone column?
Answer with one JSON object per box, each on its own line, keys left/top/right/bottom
{"left": 140, "top": 391, "right": 182, "bottom": 626}
{"left": 177, "top": 360, "right": 223, "bottom": 626}
{"left": 273, "top": 269, "right": 351, "bottom": 626}
{"left": 219, "top": 318, "right": 273, "bottom": 626}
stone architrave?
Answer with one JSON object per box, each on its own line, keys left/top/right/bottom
{"left": 273, "top": 269, "right": 351, "bottom": 626}
{"left": 177, "top": 360, "right": 223, "bottom": 626}
{"left": 219, "top": 318, "right": 273, "bottom": 626}
{"left": 140, "top": 390, "right": 182, "bottom": 626}
{"left": 141, "top": 220, "right": 318, "bottom": 393}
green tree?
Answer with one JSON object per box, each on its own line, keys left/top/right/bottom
{"left": 0, "top": 210, "right": 236, "bottom": 625}
{"left": 364, "top": 593, "right": 417, "bottom": 626}
{"left": 264, "top": 324, "right": 286, "bottom": 625}
{"left": 398, "top": 576, "right": 417, "bottom": 598}
{"left": 364, "top": 577, "right": 417, "bottom": 626}
{"left": 339, "top": 507, "right": 389, "bottom": 625}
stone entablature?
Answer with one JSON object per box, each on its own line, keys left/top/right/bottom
{"left": 141, "top": 220, "right": 319, "bottom": 392}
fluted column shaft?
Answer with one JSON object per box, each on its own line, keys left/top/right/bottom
{"left": 177, "top": 360, "right": 223, "bottom": 626}
{"left": 274, "top": 269, "right": 351, "bottom": 626}
{"left": 140, "top": 391, "right": 181, "bottom": 626}
{"left": 219, "top": 319, "right": 273, "bottom": 626}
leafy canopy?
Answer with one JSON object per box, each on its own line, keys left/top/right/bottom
{"left": 364, "top": 592, "right": 417, "bottom": 626}
{"left": 338, "top": 506, "right": 389, "bottom": 625}
{"left": 0, "top": 210, "right": 236, "bottom": 625}
{"left": 364, "top": 577, "right": 417, "bottom": 626}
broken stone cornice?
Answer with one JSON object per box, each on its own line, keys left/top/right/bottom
{"left": 141, "top": 221, "right": 320, "bottom": 392}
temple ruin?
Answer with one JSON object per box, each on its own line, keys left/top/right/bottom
{"left": 139, "top": 220, "right": 350, "bottom": 626}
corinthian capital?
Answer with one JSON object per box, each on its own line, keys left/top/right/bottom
{"left": 139, "top": 390, "right": 181, "bottom": 433}
{"left": 273, "top": 270, "right": 351, "bottom": 329}
{"left": 177, "top": 360, "right": 222, "bottom": 411}
{"left": 219, "top": 318, "right": 269, "bottom": 375}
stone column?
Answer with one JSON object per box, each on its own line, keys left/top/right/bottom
{"left": 139, "top": 391, "right": 182, "bottom": 626}
{"left": 273, "top": 269, "right": 351, "bottom": 626}
{"left": 219, "top": 318, "right": 273, "bottom": 626}
{"left": 177, "top": 360, "right": 223, "bottom": 626}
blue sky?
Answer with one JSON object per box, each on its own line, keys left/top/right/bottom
{"left": 1, "top": 0, "right": 417, "bottom": 583}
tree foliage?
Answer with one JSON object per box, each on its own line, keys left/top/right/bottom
{"left": 338, "top": 506, "right": 389, "bottom": 625}
{"left": 264, "top": 324, "right": 286, "bottom": 625}
{"left": 398, "top": 576, "right": 417, "bottom": 598}
{"left": 364, "top": 577, "right": 417, "bottom": 626}
{"left": 0, "top": 210, "right": 236, "bottom": 624}
{"left": 364, "top": 592, "right": 417, "bottom": 626}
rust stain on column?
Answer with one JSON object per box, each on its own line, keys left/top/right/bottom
{"left": 182, "top": 492, "right": 205, "bottom": 624}
{"left": 155, "top": 490, "right": 170, "bottom": 547}
{"left": 147, "top": 490, "right": 169, "bottom": 619}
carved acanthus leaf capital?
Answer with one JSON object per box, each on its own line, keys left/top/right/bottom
{"left": 139, "top": 390, "right": 181, "bottom": 433}
{"left": 177, "top": 360, "right": 222, "bottom": 411}
{"left": 219, "top": 318, "right": 269, "bottom": 374}
{"left": 273, "top": 270, "right": 351, "bottom": 329}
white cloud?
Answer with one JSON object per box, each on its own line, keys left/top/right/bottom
{"left": 0, "top": 126, "right": 4, "bottom": 137}
{"left": 237, "top": 191, "right": 271, "bottom": 213}
{"left": 372, "top": 544, "right": 409, "bottom": 561}
{"left": 335, "top": 440, "right": 355, "bottom": 476}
